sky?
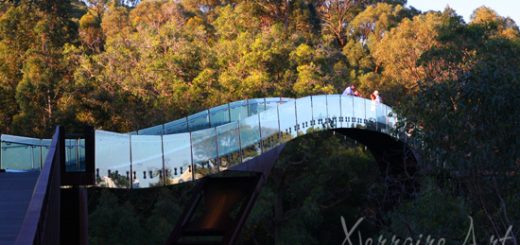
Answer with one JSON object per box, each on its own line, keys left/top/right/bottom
{"left": 406, "top": 0, "right": 520, "bottom": 25}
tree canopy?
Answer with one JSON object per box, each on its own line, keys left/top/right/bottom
{"left": 1, "top": 0, "right": 520, "bottom": 243}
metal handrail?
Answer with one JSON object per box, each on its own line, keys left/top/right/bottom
{"left": 15, "top": 126, "right": 63, "bottom": 245}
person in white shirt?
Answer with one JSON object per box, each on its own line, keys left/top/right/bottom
{"left": 370, "top": 90, "right": 381, "bottom": 103}
{"left": 342, "top": 85, "right": 356, "bottom": 96}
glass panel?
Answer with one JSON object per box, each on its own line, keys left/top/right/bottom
{"left": 2, "top": 143, "right": 36, "bottom": 170}
{"left": 209, "top": 104, "right": 230, "bottom": 128}
{"left": 95, "top": 130, "right": 131, "bottom": 188}
{"left": 353, "top": 97, "right": 366, "bottom": 128}
{"left": 191, "top": 128, "right": 218, "bottom": 179}
{"left": 387, "top": 106, "right": 397, "bottom": 131}
{"left": 138, "top": 125, "right": 163, "bottom": 135}
{"left": 217, "top": 122, "right": 241, "bottom": 170}
{"left": 259, "top": 106, "right": 280, "bottom": 151}
{"left": 163, "top": 133, "right": 193, "bottom": 184}
{"left": 296, "top": 96, "right": 313, "bottom": 134}
{"left": 239, "top": 115, "right": 261, "bottom": 161}
{"left": 0, "top": 134, "right": 41, "bottom": 145}
{"left": 188, "top": 111, "right": 210, "bottom": 131}
{"left": 376, "top": 103, "right": 388, "bottom": 132}
{"left": 41, "top": 139, "right": 52, "bottom": 167}
{"left": 2, "top": 143, "right": 33, "bottom": 170}
{"left": 164, "top": 118, "right": 188, "bottom": 134}
{"left": 278, "top": 100, "right": 297, "bottom": 141}
{"left": 312, "top": 95, "right": 328, "bottom": 129}
{"left": 341, "top": 95, "right": 354, "bottom": 128}
{"left": 229, "top": 100, "right": 248, "bottom": 121}
{"left": 265, "top": 97, "right": 282, "bottom": 111}
{"left": 327, "top": 95, "right": 341, "bottom": 128}
{"left": 0, "top": 135, "right": 41, "bottom": 170}
{"left": 247, "top": 98, "right": 266, "bottom": 116}
{"left": 366, "top": 99, "right": 378, "bottom": 130}
{"left": 65, "top": 138, "right": 86, "bottom": 172}
{"left": 131, "top": 135, "right": 163, "bottom": 188}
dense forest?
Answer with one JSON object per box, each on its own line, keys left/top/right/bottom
{"left": 2, "top": 0, "right": 516, "bottom": 137}
{"left": 1, "top": 0, "right": 520, "bottom": 244}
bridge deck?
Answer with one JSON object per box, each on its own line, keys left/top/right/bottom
{"left": 0, "top": 172, "right": 39, "bottom": 245}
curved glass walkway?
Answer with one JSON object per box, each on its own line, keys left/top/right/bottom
{"left": 0, "top": 95, "right": 397, "bottom": 188}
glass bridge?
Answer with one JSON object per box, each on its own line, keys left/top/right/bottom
{"left": 0, "top": 95, "right": 397, "bottom": 188}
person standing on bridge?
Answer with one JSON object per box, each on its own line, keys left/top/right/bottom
{"left": 370, "top": 90, "right": 381, "bottom": 103}
{"left": 342, "top": 84, "right": 357, "bottom": 96}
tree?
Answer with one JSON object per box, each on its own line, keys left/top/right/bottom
{"left": 398, "top": 15, "right": 520, "bottom": 243}
{"left": 239, "top": 132, "right": 394, "bottom": 244}
{"left": 371, "top": 11, "right": 450, "bottom": 104}
{"left": 342, "top": 3, "right": 408, "bottom": 96}
{"left": 470, "top": 6, "right": 519, "bottom": 39}
{"left": 0, "top": 0, "right": 83, "bottom": 136}
{"left": 315, "top": 0, "right": 367, "bottom": 47}
{"left": 79, "top": 1, "right": 105, "bottom": 53}
{"left": 0, "top": 4, "right": 34, "bottom": 132}
{"left": 89, "top": 190, "right": 146, "bottom": 245}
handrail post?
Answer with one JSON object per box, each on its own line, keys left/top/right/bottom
{"left": 215, "top": 127, "right": 220, "bottom": 172}
{"left": 258, "top": 113, "right": 263, "bottom": 154}
{"left": 0, "top": 134, "right": 2, "bottom": 170}
{"left": 129, "top": 134, "right": 133, "bottom": 189}
{"left": 161, "top": 134, "right": 166, "bottom": 186}
{"left": 237, "top": 121, "right": 243, "bottom": 164}
{"left": 189, "top": 131, "right": 195, "bottom": 182}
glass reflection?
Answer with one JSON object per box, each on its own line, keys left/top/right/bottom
{"left": 0, "top": 95, "right": 402, "bottom": 189}
{"left": 138, "top": 125, "right": 163, "bottom": 135}
{"left": 0, "top": 135, "right": 43, "bottom": 170}
{"left": 311, "top": 95, "right": 329, "bottom": 131}
{"left": 65, "top": 138, "right": 86, "bottom": 172}
{"left": 239, "top": 115, "right": 262, "bottom": 161}
{"left": 229, "top": 100, "right": 248, "bottom": 121}
{"left": 164, "top": 118, "right": 188, "bottom": 134}
{"left": 327, "top": 95, "right": 341, "bottom": 129}
{"left": 278, "top": 100, "right": 297, "bottom": 141}
{"left": 95, "top": 130, "right": 131, "bottom": 188}
{"left": 163, "top": 133, "right": 193, "bottom": 184}
{"left": 191, "top": 128, "right": 218, "bottom": 180}
{"left": 216, "top": 122, "right": 241, "bottom": 171}
{"left": 296, "top": 96, "right": 312, "bottom": 134}
{"left": 353, "top": 97, "right": 366, "bottom": 128}
{"left": 131, "top": 135, "right": 163, "bottom": 188}
{"left": 188, "top": 111, "right": 210, "bottom": 131}
{"left": 259, "top": 107, "right": 280, "bottom": 151}
{"left": 209, "top": 104, "right": 230, "bottom": 128}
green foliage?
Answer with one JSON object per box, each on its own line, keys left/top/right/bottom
{"left": 89, "top": 190, "right": 146, "bottom": 245}
{"left": 88, "top": 185, "right": 189, "bottom": 244}
{"left": 398, "top": 13, "right": 520, "bottom": 242}
{"left": 239, "top": 132, "right": 386, "bottom": 244}
{"left": 382, "top": 178, "right": 469, "bottom": 243}
{"left": 1, "top": 0, "right": 520, "bottom": 242}
{"left": 0, "top": 0, "right": 420, "bottom": 135}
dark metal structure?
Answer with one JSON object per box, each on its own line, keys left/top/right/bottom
{"left": 10, "top": 126, "right": 95, "bottom": 245}
{"left": 166, "top": 129, "right": 418, "bottom": 245}
{"left": 2, "top": 96, "right": 419, "bottom": 245}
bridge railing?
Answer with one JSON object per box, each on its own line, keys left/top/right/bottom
{"left": 15, "top": 126, "right": 63, "bottom": 245}
{"left": 0, "top": 135, "right": 52, "bottom": 171}
{"left": 93, "top": 94, "right": 397, "bottom": 188}
{"left": 0, "top": 95, "right": 399, "bottom": 189}
{"left": 134, "top": 97, "right": 290, "bottom": 135}
{"left": 0, "top": 134, "right": 87, "bottom": 173}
